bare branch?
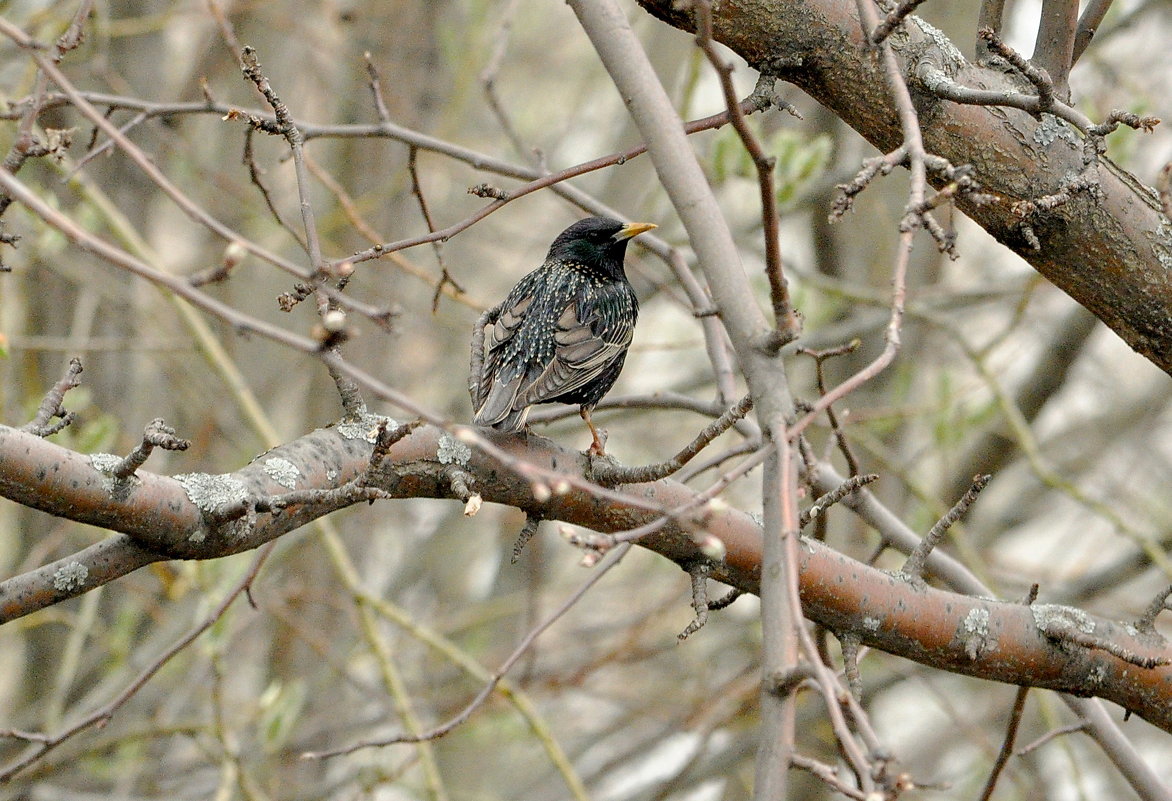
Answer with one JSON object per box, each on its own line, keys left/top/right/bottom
{"left": 799, "top": 473, "right": 879, "bottom": 528}
{"left": 871, "top": 0, "right": 932, "bottom": 45}
{"left": 978, "top": 27, "right": 1055, "bottom": 111}
{"left": 1136, "top": 585, "right": 1172, "bottom": 634}
{"left": 693, "top": 0, "right": 798, "bottom": 338}
{"left": 109, "top": 419, "right": 191, "bottom": 480}
{"left": 978, "top": 687, "right": 1030, "bottom": 801}
{"left": 902, "top": 474, "right": 991, "bottom": 579}
{"left": 362, "top": 52, "right": 392, "bottom": 123}
{"left": 1072, "top": 0, "right": 1114, "bottom": 64}
{"left": 21, "top": 357, "right": 83, "bottom": 437}
{"left": 240, "top": 46, "right": 331, "bottom": 319}
{"left": 303, "top": 543, "right": 632, "bottom": 760}
{"left": 798, "top": 339, "right": 864, "bottom": 474}
{"left": 590, "top": 394, "right": 754, "bottom": 485}
{"left": 1018, "top": 721, "right": 1088, "bottom": 755}
{"left": 1031, "top": 0, "right": 1079, "bottom": 100}
{"left": 678, "top": 561, "right": 713, "bottom": 640}
{"left": 0, "top": 543, "right": 273, "bottom": 782}
{"left": 511, "top": 514, "right": 542, "bottom": 563}
{"left": 975, "top": 0, "right": 1008, "bottom": 60}
{"left": 406, "top": 146, "right": 464, "bottom": 312}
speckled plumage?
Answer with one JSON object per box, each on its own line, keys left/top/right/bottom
{"left": 472, "top": 216, "right": 655, "bottom": 452}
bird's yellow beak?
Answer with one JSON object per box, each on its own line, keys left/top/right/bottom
{"left": 615, "top": 221, "right": 657, "bottom": 240}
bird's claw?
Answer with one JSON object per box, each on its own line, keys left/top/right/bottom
{"left": 587, "top": 427, "right": 608, "bottom": 456}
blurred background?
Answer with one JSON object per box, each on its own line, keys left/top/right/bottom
{"left": 1, "top": 0, "right": 1171, "bottom": 798}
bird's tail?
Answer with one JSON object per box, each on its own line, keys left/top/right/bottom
{"left": 475, "top": 406, "right": 529, "bottom": 433}
{"left": 474, "top": 370, "right": 530, "bottom": 432}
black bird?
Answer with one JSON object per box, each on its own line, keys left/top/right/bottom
{"left": 472, "top": 216, "right": 656, "bottom": 454}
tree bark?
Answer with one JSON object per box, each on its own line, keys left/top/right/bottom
{"left": 636, "top": 0, "right": 1172, "bottom": 376}
{"left": 3, "top": 421, "right": 1171, "bottom": 732}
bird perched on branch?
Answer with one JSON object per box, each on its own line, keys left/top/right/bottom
{"left": 471, "top": 216, "right": 656, "bottom": 454}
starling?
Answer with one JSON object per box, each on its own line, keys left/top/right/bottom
{"left": 471, "top": 216, "right": 657, "bottom": 454}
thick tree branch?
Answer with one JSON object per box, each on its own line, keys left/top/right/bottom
{"left": 635, "top": 0, "right": 1172, "bottom": 378}
{"left": 2, "top": 421, "right": 1172, "bottom": 733}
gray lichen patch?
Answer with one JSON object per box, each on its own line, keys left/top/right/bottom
{"left": 1153, "top": 219, "right": 1172, "bottom": 271}
{"left": 1033, "top": 114, "right": 1078, "bottom": 148}
{"left": 1031, "top": 603, "right": 1096, "bottom": 635}
{"left": 263, "top": 457, "right": 300, "bottom": 489}
{"left": 174, "top": 472, "right": 248, "bottom": 544}
{"left": 89, "top": 452, "right": 141, "bottom": 501}
{"left": 437, "top": 433, "right": 472, "bottom": 466}
{"left": 89, "top": 453, "right": 122, "bottom": 473}
{"left": 337, "top": 413, "right": 397, "bottom": 443}
{"left": 908, "top": 16, "right": 966, "bottom": 72}
{"left": 52, "top": 561, "right": 88, "bottom": 593}
{"left": 958, "top": 607, "right": 997, "bottom": 660}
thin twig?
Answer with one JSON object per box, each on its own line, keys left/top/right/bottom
{"left": 407, "top": 146, "right": 464, "bottom": 312}
{"left": 0, "top": 543, "right": 275, "bottom": 782}
{"left": 799, "top": 474, "right": 879, "bottom": 529}
{"left": 694, "top": 0, "right": 797, "bottom": 338}
{"left": 21, "top": 357, "right": 83, "bottom": 436}
{"left": 791, "top": 753, "right": 870, "bottom": 800}
{"left": 590, "top": 394, "right": 754, "bottom": 485}
{"left": 783, "top": 0, "right": 922, "bottom": 447}
{"left": 975, "top": 0, "right": 1008, "bottom": 60}
{"left": 1072, "top": 0, "right": 1114, "bottom": 64}
{"left": 838, "top": 633, "right": 863, "bottom": 703}
{"left": 363, "top": 52, "right": 392, "bottom": 122}
{"left": 978, "top": 687, "right": 1030, "bottom": 801}
{"left": 678, "top": 561, "right": 713, "bottom": 640}
{"left": 798, "top": 340, "right": 863, "bottom": 474}
{"left": 240, "top": 125, "right": 307, "bottom": 251}
{"left": 511, "top": 514, "right": 542, "bottom": 563}
{"left": 239, "top": 46, "right": 330, "bottom": 316}
{"left": 331, "top": 97, "right": 774, "bottom": 271}
{"left": 109, "top": 419, "right": 190, "bottom": 479}
{"left": 871, "top": 0, "right": 933, "bottom": 45}
{"left": 978, "top": 27, "right": 1055, "bottom": 111}
{"left": 0, "top": 31, "right": 385, "bottom": 324}
{"left": 478, "top": 0, "right": 530, "bottom": 159}
{"left": 1017, "top": 721, "right": 1087, "bottom": 755}
{"left": 1136, "top": 585, "right": 1172, "bottom": 633}
{"left": 916, "top": 62, "right": 1093, "bottom": 132}
{"left": 303, "top": 543, "right": 633, "bottom": 759}
{"left": 902, "top": 474, "right": 991, "bottom": 578}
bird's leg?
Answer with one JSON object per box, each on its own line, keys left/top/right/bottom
{"left": 581, "top": 407, "right": 608, "bottom": 455}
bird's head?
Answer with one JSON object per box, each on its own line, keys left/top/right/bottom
{"left": 547, "top": 216, "right": 657, "bottom": 278}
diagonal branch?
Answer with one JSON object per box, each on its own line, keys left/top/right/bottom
{"left": 1072, "top": 0, "right": 1114, "bottom": 64}
{"left": 634, "top": 0, "right": 1172, "bottom": 378}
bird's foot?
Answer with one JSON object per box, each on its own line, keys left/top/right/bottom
{"left": 587, "top": 427, "right": 608, "bottom": 456}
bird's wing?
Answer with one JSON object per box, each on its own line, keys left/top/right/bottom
{"left": 519, "top": 289, "right": 634, "bottom": 406}
{"left": 473, "top": 290, "right": 535, "bottom": 428}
